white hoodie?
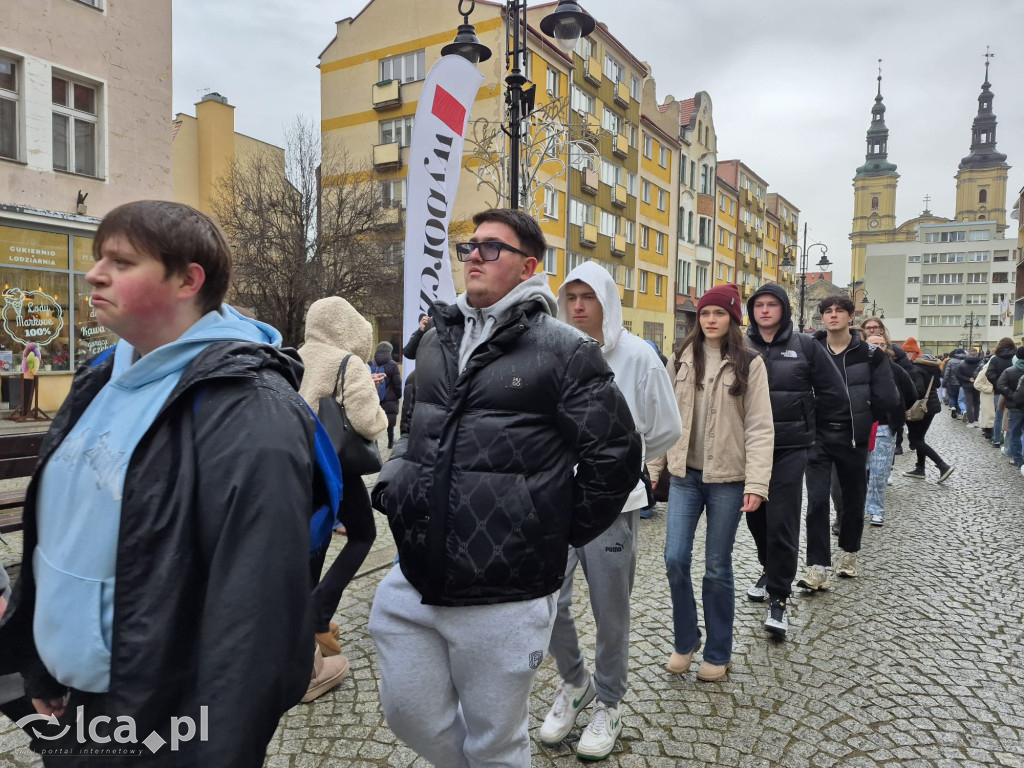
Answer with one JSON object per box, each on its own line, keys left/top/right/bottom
{"left": 556, "top": 262, "right": 682, "bottom": 512}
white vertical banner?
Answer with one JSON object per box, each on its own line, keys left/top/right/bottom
{"left": 402, "top": 55, "right": 484, "bottom": 378}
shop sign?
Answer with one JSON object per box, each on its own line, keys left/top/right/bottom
{"left": 2, "top": 287, "right": 65, "bottom": 346}
{"left": 74, "top": 236, "right": 95, "bottom": 273}
{"left": 0, "top": 225, "right": 70, "bottom": 270}
{"left": 80, "top": 296, "right": 114, "bottom": 357}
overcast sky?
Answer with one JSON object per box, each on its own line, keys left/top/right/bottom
{"left": 173, "top": 0, "right": 1023, "bottom": 285}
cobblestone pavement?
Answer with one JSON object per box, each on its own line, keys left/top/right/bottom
{"left": 2, "top": 415, "right": 1023, "bottom": 766}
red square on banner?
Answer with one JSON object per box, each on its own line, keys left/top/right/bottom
{"left": 432, "top": 86, "right": 467, "bottom": 137}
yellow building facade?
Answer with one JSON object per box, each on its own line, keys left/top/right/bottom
{"left": 172, "top": 92, "right": 285, "bottom": 214}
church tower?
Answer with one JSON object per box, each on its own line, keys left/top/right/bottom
{"left": 955, "top": 54, "right": 1010, "bottom": 233}
{"left": 850, "top": 67, "right": 899, "bottom": 284}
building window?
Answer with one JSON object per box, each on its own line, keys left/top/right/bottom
{"left": 870, "top": 196, "right": 879, "bottom": 211}
{"left": 907, "top": 276, "right": 920, "bottom": 283}
{"left": 630, "top": 75, "right": 641, "bottom": 101}
{"left": 659, "top": 146, "right": 669, "bottom": 168}
{"left": 698, "top": 216, "right": 711, "bottom": 247}
{"left": 639, "top": 271, "right": 648, "bottom": 293}
{"left": 640, "top": 226, "right": 649, "bottom": 249}
{"left": 0, "top": 56, "right": 18, "bottom": 161}
{"left": 641, "top": 180, "right": 651, "bottom": 204}
{"left": 603, "top": 54, "right": 625, "bottom": 83}
{"left": 968, "top": 229, "right": 990, "bottom": 241}
{"left": 625, "top": 221, "right": 636, "bottom": 244}
{"left": 906, "top": 297, "right": 919, "bottom": 304}
{"left": 542, "top": 247, "right": 557, "bottom": 275}
{"left": 700, "top": 164, "right": 712, "bottom": 194}
{"left": 687, "top": 212, "right": 694, "bottom": 242}
{"left": 654, "top": 275, "right": 663, "bottom": 296}
{"left": 380, "top": 179, "right": 407, "bottom": 208}
{"left": 52, "top": 73, "right": 99, "bottom": 177}
{"left": 380, "top": 50, "right": 425, "bottom": 83}
{"left": 599, "top": 158, "right": 622, "bottom": 187}
{"left": 656, "top": 232, "right": 666, "bottom": 254}
{"left": 905, "top": 318, "right": 917, "bottom": 324}
{"left": 383, "top": 242, "right": 404, "bottom": 266}
{"left": 602, "top": 107, "right": 622, "bottom": 135}
{"left": 907, "top": 254, "right": 921, "bottom": 263}
{"left": 543, "top": 187, "right": 559, "bottom": 219}
{"left": 568, "top": 199, "right": 593, "bottom": 226}
{"left": 643, "top": 135, "right": 653, "bottom": 159}
{"left": 979, "top": 189, "right": 987, "bottom": 204}
{"left": 379, "top": 116, "right": 414, "bottom": 146}
{"left": 565, "top": 251, "right": 587, "bottom": 273}
{"left": 574, "top": 36, "right": 594, "bottom": 59}
{"left": 546, "top": 67, "right": 560, "bottom": 97}
{"left": 657, "top": 188, "right": 667, "bottom": 211}
{"left": 599, "top": 211, "right": 619, "bottom": 237}
{"left": 570, "top": 85, "right": 595, "bottom": 116}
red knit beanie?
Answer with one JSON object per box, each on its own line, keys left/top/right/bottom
{"left": 697, "top": 283, "right": 743, "bottom": 325}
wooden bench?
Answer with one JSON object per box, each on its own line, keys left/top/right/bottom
{"left": 0, "top": 432, "right": 45, "bottom": 534}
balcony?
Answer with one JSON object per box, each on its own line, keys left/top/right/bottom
{"left": 743, "top": 255, "right": 750, "bottom": 267}
{"left": 742, "top": 222, "right": 754, "bottom": 239}
{"left": 371, "top": 79, "right": 401, "bottom": 110}
{"left": 755, "top": 257, "right": 763, "bottom": 271}
{"left": 372, "top": 142, "right": 402, "bottom": 169}
{"left": 584, "top": 57, "right": 601, "bottom": 85}
{"left": 614, "top": 80, "right": 629, "bottom": 106}
{"left": 580, "top": 223, "right": 598, "bottom": 246}
{"left": 755, "top": 227, "right": 764, "bottom": 242}
{"left": 743, "top": 189, "right": 755, "bottom": 206}
{"left": 379, "top": 204, "right": 404, "bottom": 227}
{"left": 741, "top": 284, "right": 752, "bottom": 298}
{"left": 612, "top": 133, "right": 629, "bottom": 158}
{"left": 757, "top": 197, "right": 766, "bottom": 212}
{"left": 611, "top": 184, "right": 628, "bottom": 207}
{"left": 612, "top": 234, "right": 626, "bottom": 255}
{"left": 581, "top": 167, "right": 598, "bottom": 194}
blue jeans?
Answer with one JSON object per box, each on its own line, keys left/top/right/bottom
{"left": 993, "top": 394, "right": 1004, "bottom": 441}
{"left": 665, "top": 469, "right": 744, "bottom": 666}
{"left": 1007, "top": 409, "right": 1024, "bottom": 464}
{"left": 866, "top": 425, "right": 895, "bottom": 518}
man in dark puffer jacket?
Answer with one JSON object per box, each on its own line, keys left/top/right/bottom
{"left": 807, "top": 295, "right": 898, "bottom": 583}
{"left": 743, "top": 284, "right": 845, "bottom": 636}
{"left": 369, "top": 209, "right": 641, "bottom": 768}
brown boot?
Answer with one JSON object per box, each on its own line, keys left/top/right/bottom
{"left": 328, "top": 621, "right": 340, "bottom": 640}
{"left": 302, "top": 645, "right": 349, "bottom": 703}
{"left": 315, "top": 631, "right": 341, "bottom": 657}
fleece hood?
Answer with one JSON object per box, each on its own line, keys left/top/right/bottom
{"left": 745, "top": 283, "right": 792, "bottom": 342}
{"left": 556, "top": 262, "right": 624, "bottom": 352}
{"left": 303, "top": 296, "right": 373, "bottom": 362}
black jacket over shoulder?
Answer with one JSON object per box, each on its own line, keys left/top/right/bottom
{"left": 372, "top": 298, "right": 641, "bottom": 607}
{"left": 996, "top": 364, "right": 1024, "bottom": 409}
{"left": 2, "top": 342, "right": 314, "bottom": 768}
{"left": 955, "top": 352, "right": 982, "bottom": 390}
{"left": 986, "top": 346, "right": 1016, "bottom": 385}
{"left": 812, "top": 329, "right": 899, "bottom": 446}
{"left": 745, "top": 284, "right": 846, "bottom": 450}
{"left": 909, "top": 356, "right": 943, "bottom": 414}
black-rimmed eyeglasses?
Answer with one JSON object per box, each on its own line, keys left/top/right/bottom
{"left": 454, "top": 241, "right": 529, "bottom": 262}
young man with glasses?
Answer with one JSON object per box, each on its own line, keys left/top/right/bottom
{"left": 369, "top": 209, "right": 641, "bottom": 768}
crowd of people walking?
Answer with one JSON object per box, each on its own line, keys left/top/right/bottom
{"left": 0, "top": 200, "right": 1021, "bottom": 767}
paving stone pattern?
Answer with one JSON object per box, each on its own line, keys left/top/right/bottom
{"left": 1, "top": 416, "right": 1022, "bottom": 767}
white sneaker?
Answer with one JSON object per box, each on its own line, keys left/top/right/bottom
{"left": 796, "top": 564, "right": 832, "bottom": 591}
{"left": 870, "top": 514, "right": 884, "bottom": 526}
{"left": 886, "top": 476, "right": 894, "bottom": 486}
{"left": 576, "top": 701, "right": 622, "bottom": 761}
{"left": 538, "top": 677, "right": 596, "bottom": 746}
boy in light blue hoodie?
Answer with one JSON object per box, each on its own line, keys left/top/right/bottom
{"left": 1, "top": 201, "right": 315, "bottom": 767}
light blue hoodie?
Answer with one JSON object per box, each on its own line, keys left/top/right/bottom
{"left": 33, "top": 306, "right": 281, "bottom": 693}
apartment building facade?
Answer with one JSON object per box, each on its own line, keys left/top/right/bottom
{"left": 0, "top": 0, "right": 172, "bottom": 407}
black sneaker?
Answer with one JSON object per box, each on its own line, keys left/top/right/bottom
{"left": 903, "top": 467, "right": 926, "bottom": 479}
{"left": 746, "top": 571, "right": 768, "bottom": 602}
{"left": 765, "top": 597, "right": 788, "bottom": 637}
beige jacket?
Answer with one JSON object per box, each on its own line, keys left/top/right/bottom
{"left": 298, "top": 296, "right": 388, "bottom": 440}
{"left": 649, "top": 345, "right": 774, "bottom": 499}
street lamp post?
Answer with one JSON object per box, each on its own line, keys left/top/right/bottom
{"left": 860, "top": 292, "right": 885, "bottom": 319}
{"left": 443, "top": 0, "right": 595, "bottom": 210}
{"left": 963, "top": 310, "right": 981, "bottom": 350}
{"left": 780, "top": 222, "right": 830, "bottom": 332}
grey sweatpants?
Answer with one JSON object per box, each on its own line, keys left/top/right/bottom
{"left": 547, "top": 509, "right": 639, "bottom": 708}
{"left": 369, "top": 565, "right": 557, "bottom": 768}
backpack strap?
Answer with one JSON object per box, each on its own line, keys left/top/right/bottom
{"left": 334, "top": 354, "right": 352, "bottom": 402}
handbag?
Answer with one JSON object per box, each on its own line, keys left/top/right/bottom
{"left": 317, "top": 354, "right": 383, "bottom": 475}
{"left": 906, "top": 376, "right": 933, "bottom": 423}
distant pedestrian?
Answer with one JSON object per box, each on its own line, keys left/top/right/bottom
{"left": 902, "top": 337, "right": 955, "bottom": 482}
{"left": 651, "top": 283, "right": 774, "bottom": 682}
{"left": 369, "top": 341, "right": 401, "bottom": 448}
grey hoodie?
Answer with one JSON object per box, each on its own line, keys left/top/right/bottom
{"left": 455, "top": 274, "right": 557, "bottom": 372}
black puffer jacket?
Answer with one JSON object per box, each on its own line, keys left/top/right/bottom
{"left": 942, "top": 348, "right": 967, "bottom": 388}
{"left": 996, "top": 362, "right": 1024, "bottom": 409}
{"left": 910, "top": 356, "right": 943, "bottom": 414}
{"left": 2, "top": 342, "right": 314, "bottom": 767}
{"left": 886, "top": 360, "right": 919, "bottom": 429}
{"left": 986, "top": 345, "right": 1016, "bottom": 385}
{"left": 372, "top": 348, "right": 402, "bottom": 416}
{"left": 955, "top": 351, "right": 982, "bottom": 390}
{"left": 372, "top": 298, "right": 641, "bottom": 607}
{"left": 812, "top": 329, "right": 899, "bottom": 446}
{"left": 745, "top": 284, "right": 846, "bottom": 449}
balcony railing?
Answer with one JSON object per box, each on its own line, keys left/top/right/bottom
{"left": 612, "top": 184, "right": 627, "bottom": 207}
{"left": 580, "top": 223, "right": 598, "bottom": 246}
{"left": 371, "top": 80, "right": 401, "bottom": 110}
{"left": 581, "top": 167, "right": 598, "bottom": 194}
{"left": 614, "top": 80, "right": 629, "bottom": 106}
{"left": 372, "top": 142, "right": 402, "bottom": 169}
{"left": 584, "top": 57, "right": 601, "bottom": 84}
{"left": 612, "top": 234, "right": 626, "bottom": 254}
{"left": 613, "top": 133, "right": 628, "bottom": 157}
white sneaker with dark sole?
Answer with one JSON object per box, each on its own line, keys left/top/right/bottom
{"left": 796, "top": 564, "right": 832, "bottom": 591}
{"left": 869, "top": 514, "right": 884, "bottom": 526}
{"left": 764, "top": 597, "right": 788, "bottom": 638}
{"left": 746, "top": 571, "right": 768, "bottom": 602}
{"left": 538, "top": 677, "right": 596, "bottom": 746}
{"left": 834, "top": 550, "right": 858, "bottom": 578}
{"left": 576, "top": 702, "right": 622, "bottom": 761}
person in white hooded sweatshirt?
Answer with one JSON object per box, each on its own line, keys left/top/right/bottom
{"left": 539, "top": 262, "right": 681, "bottom": 760}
